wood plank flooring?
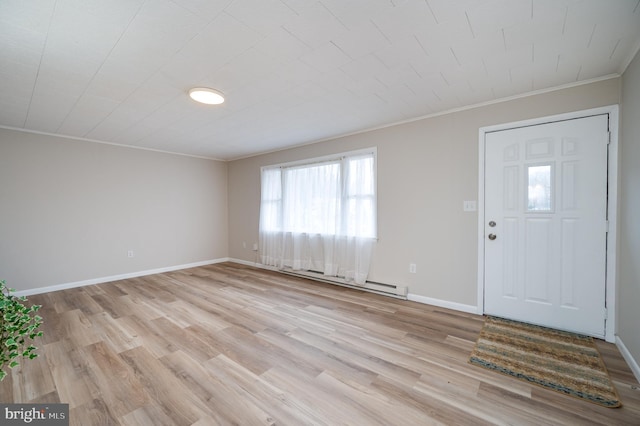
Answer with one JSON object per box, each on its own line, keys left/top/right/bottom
{"left": 2, "top": 262, "right": 639, "bottom": 425}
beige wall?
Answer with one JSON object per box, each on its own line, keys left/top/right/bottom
{"left": 0, "top": 128, "right": 228, "bottom": 292}
{"left": 228, "top": 78, "right": 620, "bottom": 306}
{"left": 0, "top": 72, "right": 634, "bottom": 368}
{"left": 619, "top": 50, "right": 640, "bottom": 373}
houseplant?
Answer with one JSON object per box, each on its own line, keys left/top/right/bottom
{"left": 0, "top": 279, "right": 43, "bottom": 380}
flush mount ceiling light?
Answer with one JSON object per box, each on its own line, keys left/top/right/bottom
{"left": 188, "top": 87, "right": 225, "bottom": 105}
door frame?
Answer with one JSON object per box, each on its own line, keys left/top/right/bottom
{"left": 476, "top": 105, "right": 619, "bottom": 343}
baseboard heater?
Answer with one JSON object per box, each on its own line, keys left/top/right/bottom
{"left": 279, "top": 268, "right": 408, "bottom": 299}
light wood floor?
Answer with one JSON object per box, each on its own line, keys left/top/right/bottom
{"left": 2, "top": 263, "right": 639, "bottom": 425}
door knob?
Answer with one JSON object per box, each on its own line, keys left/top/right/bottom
{"left": 488, "top": 234, "right": 497, "bottom": 240}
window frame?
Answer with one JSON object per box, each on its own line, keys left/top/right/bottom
{"left": 260, "top": 147, "right": 378, "bottom": 238}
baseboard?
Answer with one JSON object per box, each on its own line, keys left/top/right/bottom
{"left": 228, "top": 258, "right": 264, "bottom": 268}
{"left": 230, "top": 259, "right": 476, "bottom": 311}
{"left": 407, "top": 293, "right": 478, "bottom": 314}
{"left": 13, "top": 258, "right": 228, "bottom": 297}
{"left": 228, "top": 259, "right": 409, "bottom": 298}
{"left": 616, "top": 336, "right": 640, "bottom": 384}
{"left": 228, "top": 258, "right": 282, "bottom": 271}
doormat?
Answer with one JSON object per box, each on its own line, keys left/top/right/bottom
{"left": 469, "top": 316, "right": 621, "bottom": 408}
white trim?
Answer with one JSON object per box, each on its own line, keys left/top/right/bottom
{"left": 232, "top": 258, "right": 476, "bottom": 312}
{"left": 260, "top": 147, "right": 377, "bottom": 171}
{"left": 13, "top": 258, "right": 228, "bottom": 297}
{"left": 477, "top": 130, "right": 487, "bottom": 316}
{"left": 606, "top": 107, "right": 620, "bottom": 342}
{"left": 477, "top": 105, "right": 619, "bottom": 343}
{"left": 0, "top": 125, "right": 224, "bottom": 161}
{"left": 281, "top": 269, "right": 407, "bottom": 298}
{"left": 2, "top": 74, "right": 621, "bottom": 164}
{"left": 228, "top": 259, "right": 407, "bottom": 298}
{"left": 620, "top": 36, "right": 640, "bottom": 75}
{"left": 407, "top": 293, "right": 478, "bottom": 314}
{"left": 478, "top": 107, "right": 619, "bottom": 134}
{"left": 229, "top": 75, "right": 620, "bottom": 161}
{"left": 616, "top": 336, "right": 640, "bottom": 384}
{"left": 227, "top": 257, "right": 272, "bottom": 269}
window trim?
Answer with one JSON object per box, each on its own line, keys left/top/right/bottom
{"left": 260, "top": 147, "right": 378, "bottom": 238}
{"left": 261, "top": 147, "right": 377, "bottom": 171}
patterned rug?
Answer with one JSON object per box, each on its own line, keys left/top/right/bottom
{"left": 469, "top": 316, "right": 621, "bottom": 408}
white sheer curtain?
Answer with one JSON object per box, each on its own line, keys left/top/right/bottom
{"left": 259, "top": 152, "right": 376, "bottom": 285}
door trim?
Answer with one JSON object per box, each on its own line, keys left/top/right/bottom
{"left": 477, "top": 105, "right": 619, "bottom": 343}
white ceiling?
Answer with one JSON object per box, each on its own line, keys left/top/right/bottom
{"left": 1, "top": 0, "right": 639, "bottom": 160}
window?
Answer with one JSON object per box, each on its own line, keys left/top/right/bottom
{"left": 260, "top": 151, "right": 376, "bottom": 238}
{"left": 258, "top": 149, "right": 377, "bottom": 285}
{"left": 527, "top": 164, "right": 553, "bottom": 212}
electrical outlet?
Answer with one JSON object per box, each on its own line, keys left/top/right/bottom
{"left": 409, "top": 263, "right": 416, "bottom": 273}
{"left": 463, "top": 200, "right": 477, "bottom": 211}
{"left": 252, "top": 243, "right": 258, "bottom": 251}
{"left": 127, "top": 250, "right": 134, "bottom": 258}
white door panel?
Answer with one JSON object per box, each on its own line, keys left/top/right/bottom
{"left": 484, "top": 115, "right": 608, "bottom": 337}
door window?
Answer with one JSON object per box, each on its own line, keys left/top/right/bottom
{"left": 527, "top": 164, "right": 552, "bottom": 212}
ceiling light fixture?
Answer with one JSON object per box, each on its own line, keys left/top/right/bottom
{"left": 188, "top": 87, "right": 225, "bottom": 105}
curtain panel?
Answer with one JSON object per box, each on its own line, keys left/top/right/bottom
{"left": 258, "top": 151, "right": 376, "bottom": 285}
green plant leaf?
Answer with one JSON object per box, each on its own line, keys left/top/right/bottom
{"left": 1, "top": 280, "right": 43, "bottom": 379}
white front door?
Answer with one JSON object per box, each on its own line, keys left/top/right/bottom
{"left": 484, "top": 114, "right": 609, "bottom": 337}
